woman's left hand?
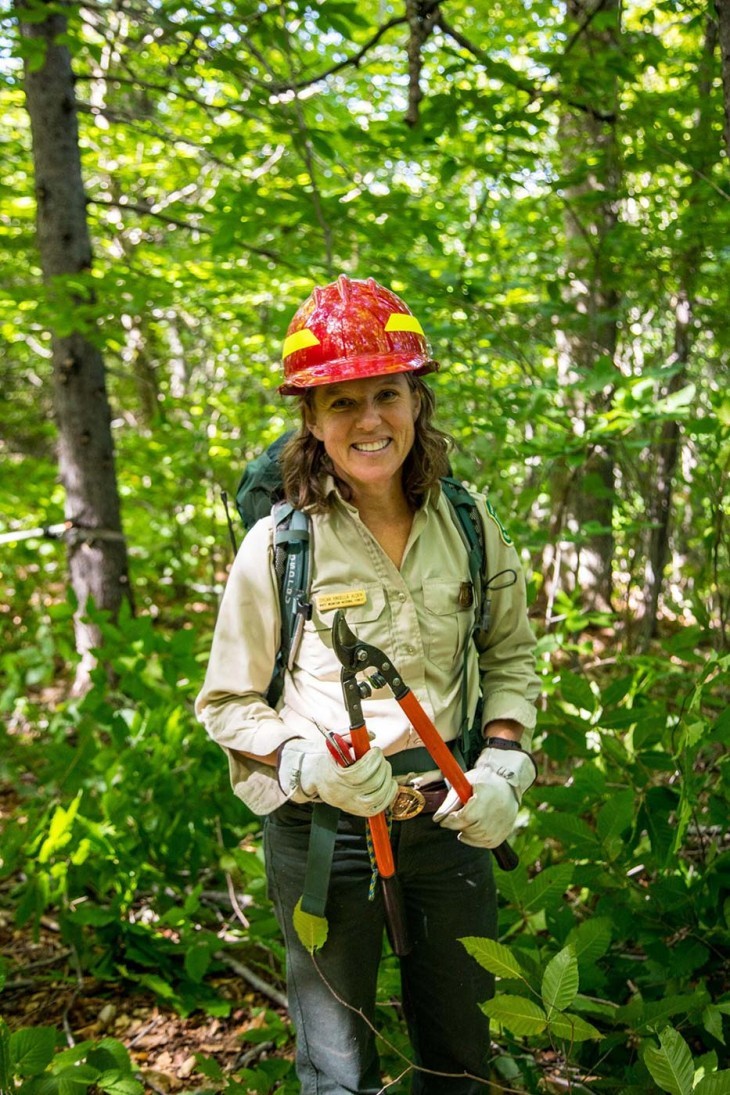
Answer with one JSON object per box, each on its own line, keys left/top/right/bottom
{"left": 433, "top": 748, "right": 537, "bottom": 848}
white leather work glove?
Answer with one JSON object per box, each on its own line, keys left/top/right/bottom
{"left": 433, "top": 747, "right": 538, "bottom": 848}
{"left": 277, "top": 738, "right": 398, "bottom": 817}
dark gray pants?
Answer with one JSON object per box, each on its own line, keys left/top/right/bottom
{"left": 264, "top": 803, "right": 497, "bottom": 1094}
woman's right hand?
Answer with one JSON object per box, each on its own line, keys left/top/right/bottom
{"left": 277, "top": 739, "right": 398, "bottom": 817}
{"left": 433, "top": 747, "right": 537, "bottom": 847}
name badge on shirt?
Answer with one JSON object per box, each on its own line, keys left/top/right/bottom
{"left": 315, "top": 590, "right": 368, "bottom": 613}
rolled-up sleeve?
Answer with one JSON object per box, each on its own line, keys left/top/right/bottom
{"left": 195, "top": 518, "right": 295, "bottom": 813}
{"left": 474, "top": 497, "right": 541, "bottom": 747}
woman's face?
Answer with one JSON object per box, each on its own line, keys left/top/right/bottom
{"left": 307, "top": 373, "right": 420, "bottom": 497}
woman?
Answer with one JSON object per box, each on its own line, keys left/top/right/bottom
{"left": 197, "top": 275, "right": 540, "bottom": 1094}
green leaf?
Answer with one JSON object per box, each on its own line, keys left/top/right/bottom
{"left": 96, "top": 1072, "right": 143, "bottom": 1095}
{"left": 694, "top": 1072, "right": 730, "bottom": 1094}
{"left": 558, "top": 672, "right": 596, "bottom": 713}
{"left": 701, "top": 1006, "right": 726, "bottom": 1045}
{"left": 18, "top": 1075, "right": 60, "bottom": 1095}
{"left": 136, "top": 974, "right": 176, "bottom": 1001}
{"left": 642, "top": 1027, "right": 694, "bottom": 1095}
{"left": 10, "top": 1028, "right": 57, "bottom": 1079}
{"left": 538, "top": 812, "right": 599, "bottom": 851}
{"left": 293, "top": 898, "right": 329, "bottom": 954}
{"left": 522, "top": 864, "right": 574, "bottom": 913}
{"left": 480, "top": 995, "right": 547, "bottom": 1037}
{"left": 547, "top": 1011, "right": 603, "bottom": 1042}
{"left": 596, "top": 789, "right": 635, "bottom": 842}
{"left": 541, "top": 947, "right": 579, "bottom": 1013}
{"left": 193, "top": 1055, "right": 224, "bottom": 1081}
{"left": 460, "top": 937, "right": 528, "bottom": 981}
{"left": 565, "top": 917, "right": 612, "bottom": 966}
{"left": 49, "top": 1046, "right": 94, "bottom": 1070}
{"left": 55, "top": 1065, "right": 99, "bottom": 1093}
{"left": 571, "top": 994, "right": 619, "bottom": 1019}
{"left": 38, "top": 795, "right": 82, "bottom": 865}
{"left": 85, "top": 1043, "right": 132, "bottom": 1075}
{"left": 184, "top": 941, "right": 213, "bottom": 983}
{"left": 626, "top": 991, "right": 709, "bottom": 1034}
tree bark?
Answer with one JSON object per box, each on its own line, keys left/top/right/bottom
{"left": 641, "top": 17, "right": 717, "bottom": 645}
{"left": 18, "top": 0, "right": 131, "bottom": 687}
{"left": 543, "top": 0, "right": 621, "bottom": 618}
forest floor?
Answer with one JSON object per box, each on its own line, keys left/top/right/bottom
{"left": 2, "top": 911, "right": 577, "bottom": 1095}
{"left": 0, "top": 908, "right": 289, "bottom": 1092}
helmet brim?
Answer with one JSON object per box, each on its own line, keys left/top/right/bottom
{"left": 279, "top": 352, "right": 439, "bottom": 395}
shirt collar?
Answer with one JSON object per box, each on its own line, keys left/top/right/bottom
{"left": 322, "top": 474, "right": 439, "bottom": 518}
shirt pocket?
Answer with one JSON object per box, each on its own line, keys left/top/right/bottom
{"left": 421, "top": 579, "right": 473, "bottom": 668}
{"left": 296, "top": 585, "right": 388, "bottom": 679}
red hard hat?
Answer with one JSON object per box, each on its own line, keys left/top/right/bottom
{"left": 279, "top": 275, "right": 438, "bottom": 394}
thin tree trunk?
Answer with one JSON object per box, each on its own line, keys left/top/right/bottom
{"left": 544, "top": 0, "right": 621, "bottom": 617}
{"left": 18, "top": 0, "right": 131, "bottom": 688}
{"left": 642, "top": 293, "right": 691, "bottom": 643}
{"left": 641, "top": 17, "right": 717, "bottom": 645}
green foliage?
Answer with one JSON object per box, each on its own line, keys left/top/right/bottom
{"left": 447, "top": 631, "right": 729, "bottom": 1089}
{"left": 0, "top": 609, "right": 270, "bottom": 1017}
{"left": 0, "top": 1023, "right": 142, "bottom": 1095}
{"left": 2, "top": 0, "right": 730, "bottom": 1090}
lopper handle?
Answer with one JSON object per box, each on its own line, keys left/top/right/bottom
{"left": 349, "top": 724, "right": 411, "bottom": 954}
{"left": 349, "top": 724, "right": 397, "bottom": 880}
{"left": 398, "top": 691, "right": 473, "bottom": 800}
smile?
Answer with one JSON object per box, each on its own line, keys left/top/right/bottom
{"left": 352, "top": 439, "right": 391, "bottom": 453}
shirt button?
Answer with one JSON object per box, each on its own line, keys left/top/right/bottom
{"left": 397, "top": 592, "right": 406, "bottom": 602}
{"left": 404, "top": 644, "right": 415, "bottom": 655}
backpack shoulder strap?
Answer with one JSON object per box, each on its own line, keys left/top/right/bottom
{"left": 269, "top": 502, "right": 312, "bottom": 705}
{"left": 440, "top": 476, "right": 487, "bottom": 626}
{"left": 440, "top": 477, "right": 488, "bottom": 766}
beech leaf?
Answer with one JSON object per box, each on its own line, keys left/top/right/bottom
{"left": 293, "top": 898, "right": 329, "bottom": 954}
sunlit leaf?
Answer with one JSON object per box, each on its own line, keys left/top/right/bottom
{"left": 481, "top": 995, "right": 547, "bottom": 1037}
{"left": 460, "top": 937, "right": 528, "bottom": 981}
{"left": 293, "top": 898, "right": 329, "bottom": 954}
{"left": 642, "top": 1027, "right": 694, "bottom": 1095}
{"left": 541, "top": 947, "right": 579, "bottom": 1013}
{"left": 547, "top": 1011, "right": 603, "bottom": 1042}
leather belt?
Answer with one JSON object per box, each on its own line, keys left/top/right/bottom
{"left": 391, "top": 781, "right": 448, "bottom": 820}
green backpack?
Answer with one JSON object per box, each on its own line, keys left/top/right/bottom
{"left": 234, "top": 433, "right": 495, "bottom": 765}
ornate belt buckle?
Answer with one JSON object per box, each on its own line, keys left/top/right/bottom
{"left": 391, "top": 786, "right": 426, "bottom": 821}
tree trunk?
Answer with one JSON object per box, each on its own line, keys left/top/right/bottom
{"left": 641, "top": 297, "right": 690, "bottom": 646}
{"left": 641, "top": 16, "right": 717, "bottom": 645}
{"left": 18, "top": 0, "right": 131, "bottom": 688}
{"left": 543, "top": 0, "right": 621, "bottom": 619}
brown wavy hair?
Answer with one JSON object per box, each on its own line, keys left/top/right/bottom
{"left": 280, "top": 375, "right": 453, "bottom": 513}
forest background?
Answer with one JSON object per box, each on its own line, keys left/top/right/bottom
{"left": 1, "top": 1, "right": 729, "bottom": 1093}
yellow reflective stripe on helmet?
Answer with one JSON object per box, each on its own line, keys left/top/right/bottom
{"left": 384, "top": 313, "right": 424, "bottom": 335}
{"left": 283, "top": 328, "right": 321, "bottom": 358}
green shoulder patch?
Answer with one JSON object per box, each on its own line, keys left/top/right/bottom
{"left": 486, "top": 499, "right": 513, "bottom": 546}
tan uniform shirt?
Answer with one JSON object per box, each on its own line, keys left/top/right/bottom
{"left": 196, "top": 480, "right": 540, "bottom": 814}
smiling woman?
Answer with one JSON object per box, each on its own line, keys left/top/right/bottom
{"left": 196, "top": 275, "right": 540, "bottom": 1095}
{"left": 307, "top": 374, "right": 419, "bottom": 518}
